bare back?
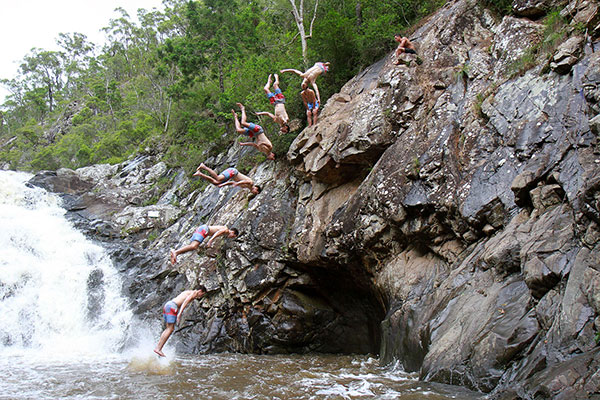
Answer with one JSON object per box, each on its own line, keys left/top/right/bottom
{"left": 274, "top": 103, "right": 289, "bottom": 124}
{"left": 206, "top": 225, "right": 227, "bottom": 236}
{"left": 254, "top": 132, "right": 273, "bottom": 151}
{"left": 301, "top": 89, "right": 317, "bottom": 104}
{"left": 233, "top": 171, "right": 254, "bottom": 188}
{"left": 171, "top": 290, "right": 196, "bottom": 306}
{"left": 303, "top": 65, "right": 323, "bottom": 83}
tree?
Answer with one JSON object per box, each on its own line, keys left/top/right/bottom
{"left": 56, "top": 32, "right": 95, "bottom": 96}
{"left": 20, "top": 49, "right": 64, "bottom": 113}
{"left": 288, "top": 0, "right": 320, "bottom": 66}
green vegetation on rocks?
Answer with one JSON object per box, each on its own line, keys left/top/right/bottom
{"left": 0, "top": 0, "right": 446, "bottom": 172}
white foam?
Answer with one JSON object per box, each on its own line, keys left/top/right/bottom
{"left": 0, "top": 171, "right": 150, "bottom": 360}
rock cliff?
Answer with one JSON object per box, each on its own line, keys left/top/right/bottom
{"left": 29, "top": 0, "right": 600, "bottom": 397}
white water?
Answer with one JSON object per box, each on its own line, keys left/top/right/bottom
{"left": 0, "top": 170, "right": 481, "bottom": 400}
{"left": 0, "top": 171, "right": 145, "bottom": 360}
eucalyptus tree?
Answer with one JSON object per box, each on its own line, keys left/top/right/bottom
{"left": 56, "top": 32, "right": 95, "bottom": 97}
{"left": 19, "top": 48, "right": 64, "bottom": 114}
{"left": 288, "top": 0, "right": 320, "bottom": 66}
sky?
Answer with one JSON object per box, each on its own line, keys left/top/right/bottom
{"left": 0, "top": 0, "right": 165, "bottom": 103}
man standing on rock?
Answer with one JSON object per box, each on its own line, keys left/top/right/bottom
{"left": 300, "top": 82, "right": 319, "bottom": 127}
{"left": 193, "top": 163, "right": 261, "bottom": 195}
{"left": 170, "top": 224, "right": 238, "bottom": 264}
{"left": 280, "top": 61, "right": 330, "bottom": 105}
{"left": 256, "top": 74, "right": 290, "bottom": 134}
{"left": 233, "top": 102, "right": 275, "bottom": 160}
{"left": 154, "top": 285, "right": 206, "bottom": 357}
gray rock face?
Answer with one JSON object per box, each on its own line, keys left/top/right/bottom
{"left": 29, "top": 0, "right": 600, "bottom": 397}
{"left": 512, "top": 0, "right": 568, "bottom": 18}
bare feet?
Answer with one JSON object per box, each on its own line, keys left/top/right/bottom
{"left": 154, "top": 349, "right": 165, "bottom": 357}
{"left": 170, "top": 249, "right": 177, "bottom": 265}
{"left": 193, "top": 163, "right": 205, "bottom": 177}
{"left": 236, "top": 102, "right": 244, "bottom": 110}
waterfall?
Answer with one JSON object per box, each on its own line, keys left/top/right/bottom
{"left": 0, "top": 171, "right": 134, "bottom": 358}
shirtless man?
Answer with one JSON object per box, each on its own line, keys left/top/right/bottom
{"left": 194, "top": 163, "right": 261, "bottom": 195}
{"left": 154, "top": 285, "right": 206, "bottom": 357}
{"left": 232, "top": 102, "right": 275, "bottom": 160}
{"left": 394, "top": 35, "right": 417, "bottom": 65}
{"left": 280, "top": 61, "right": 330, "bottom": 105}
{"left": 169, "top": 224, "right": 238, "bottom": 264}
{"left": 256, "top": 74, "right": 290, "bottom": 133}
{"left": 300, "top": 82, "right": 319, "bottom": 127}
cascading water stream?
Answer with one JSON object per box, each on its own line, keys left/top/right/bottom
{"left": 0, "top": 171, "right": 139, "bottom": 359}
{"left": 0, "top": 171, "right": 480, "bottom": 399}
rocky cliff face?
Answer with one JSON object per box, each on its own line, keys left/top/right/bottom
{"left": 28, "top": 0, "right": 600, "bottom": 397}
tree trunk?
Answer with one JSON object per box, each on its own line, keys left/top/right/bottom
{"left": 164, "top": 98, "right": 172, "bottom": 133}
{"left": 289, "top": 0, "right": 319, "bottom": 67}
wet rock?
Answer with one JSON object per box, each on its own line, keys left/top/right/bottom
{"left": 86, "top": 269, "right": 105, "bottom": 322}
{"left": 29, "top": 168, "right": 94, "bottom": 194}
{"left": 27, "top": 0, "right": 600, "bottom": 398}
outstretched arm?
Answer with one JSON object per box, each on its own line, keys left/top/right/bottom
{"left": 280, "top": 68, "right": 304, "bottom": 77}
{"left": 206, "top": 227, "right": 230, "bottom": 247}
{"left": 312, "top": 82, "right": 321, "bottom": 105}
{"left": 176, "top": 294, "right": 196, "bottom": 325}
{"left": 218, "top": 180, "right": 235, "bottom": 187}
{"left": 256, "top": 111, "right": 276, "bottom": 122}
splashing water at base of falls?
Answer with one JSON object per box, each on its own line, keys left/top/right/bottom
{"left": 0, "top": 171, "right": 482, "bottom": 400}
{"left": 0, "top": 171, "right": 141, "bottom": 359}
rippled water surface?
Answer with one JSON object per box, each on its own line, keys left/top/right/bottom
{"left": 2, "top": 352, "right": 482, "bottom": 400}
{"left": 0, "top": 172, "right": 482, "bottom": 400}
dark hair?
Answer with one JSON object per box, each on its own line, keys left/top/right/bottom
{"left": 231, "top": 228, "right": 239, "bottom": 236}
{"left": 196, "top": 284, "right": 207, "bottom": 293}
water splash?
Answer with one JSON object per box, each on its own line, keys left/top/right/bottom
{"left": 127, "top": 356, "right": 175, "bottom": 375}
{"left": 0, "top": 171, "right": 134, "bottom": 359}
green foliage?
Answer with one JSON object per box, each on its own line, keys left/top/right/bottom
{"left": 1, "top": 0, "right": 448, "bottom": 173}
{"left": 271, "top": 131, "right": 299, "bottom": 158}
{"left": 237, "top": 152, "right": 266, "bottom": 174}
{"left": 455, "top": 62, "right": 470, "bottom": 82}
{"left": 480, "top": 0, "right": 512, "bottom": 16}
{"left": 412, "top": 156, "right": 420, "bottom": 175}
{"left": 507, "top": 10, "right": 568, "bottom": 78}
